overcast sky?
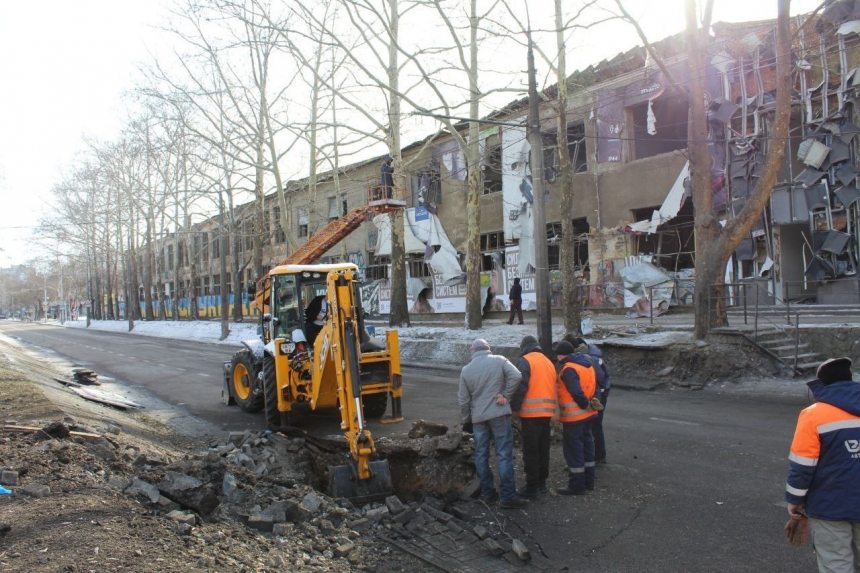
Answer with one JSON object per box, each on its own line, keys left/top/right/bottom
{"left": 0, "top": 0, "right": 821, "bottom": 267}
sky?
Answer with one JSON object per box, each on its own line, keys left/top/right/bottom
{"left": 0, "top": 0, "right": 822, "bottom": 267}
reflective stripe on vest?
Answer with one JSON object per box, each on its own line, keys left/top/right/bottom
{"left": 557, "top": 361, "right": 597, "bottom": 423}
{"left": 520, "top": 352, "right": 558, "bottom": 418}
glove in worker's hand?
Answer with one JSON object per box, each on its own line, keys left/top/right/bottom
{"left": 462, "top": 421, "right": 473, "bottom": 434}
{"left": 784, "top": 515, "right": 809, "bottom": 546}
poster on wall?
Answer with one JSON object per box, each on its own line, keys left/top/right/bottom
{"left": 504, "top": 245, "right": 537, "bottom": 310}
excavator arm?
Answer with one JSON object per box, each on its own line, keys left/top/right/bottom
{"left": 326, "top": 268, "right": 392, "bottom": 502}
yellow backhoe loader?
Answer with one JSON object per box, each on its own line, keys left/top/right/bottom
{"left": 222, "top": 189, "right": 405, "bottom": 502}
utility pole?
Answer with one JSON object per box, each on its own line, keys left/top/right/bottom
{"left": 527, "top": 30, "right": 552, "bottom": 352}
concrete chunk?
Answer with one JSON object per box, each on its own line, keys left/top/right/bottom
{"left": 473, "top": 524, "right": 490, "bottom": 540}
{"left": 301, "top": 492, "right": 322, "bottom": 513}
{"left": 166, "top": 510, "right": 196, "bottom": 525}
{"left": 365, "top": 506, "right": 389, "bottom": 521}
{"left": 0, "top": 471, "right": 18, "bottom": 486}
{"left": 484, "top": 538, "right": 504, "bottom": 556}
{"left": 335, "top": 541, "right": 355, "bottom": 557}
{"left": 126, "top": 478, "right": 160, "bottom": 503}
{"left": 384, "top": 495, "right": 405, "bottom": 515}
{"left": 511, "top": 539, "right": 531, "bottom": 561}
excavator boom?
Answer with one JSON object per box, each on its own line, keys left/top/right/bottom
{"left": 254, "top": 192, "right": 404, "bottom": 313}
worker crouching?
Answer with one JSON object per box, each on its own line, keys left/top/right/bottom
{"left": 554, "top": 340, "right": 599, "bottom": 495}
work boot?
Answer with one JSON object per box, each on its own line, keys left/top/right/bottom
{"left": 538, "top": 481, "right": 548, "bottom": 494}
{"left": 517, "top": 485, "right": 539, "bottom": 498}
{"left": 556, "top": 487, "right": 586, "bottom": 496}
{"left": 482, "top": 490, "right": 499, "bottom": 503}
{"left": 586, "top": 483, "right": 595, "bottom": 491}
{"left": 499, "top": 497, "right": 528, "bottom": 509}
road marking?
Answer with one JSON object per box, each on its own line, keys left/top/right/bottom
{"left": 649, "top": 417, "right": 700, "bottom": 426}
{"left": 198, "top": 373, "right": 211, "bottom": 377}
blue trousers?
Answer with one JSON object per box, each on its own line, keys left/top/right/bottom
{"left": 562, "top": 418, "right": 595, "bottom": 492}
{"left": 473, "top": 415, "right": 517, "bottom": 502}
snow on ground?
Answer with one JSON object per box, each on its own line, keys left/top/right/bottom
{"left": 62, "top": 317, "right": 691, "bottom": 350}
{"left": 64, "top": 318, "right": 567, "bottom": 348}
{"left": 64, "top": 318, "right": 260, "bottom": 346}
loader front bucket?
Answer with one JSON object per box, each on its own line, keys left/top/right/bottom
{"left": 329, "top": 459, "right": 392, "bottom": 504}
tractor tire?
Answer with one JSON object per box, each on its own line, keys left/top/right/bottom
{"left": 362, "top": 393, "right": 388, "bottom": 419}
{"left": 262, "top": 354, "right": 287, "bottom": 430}
{"left": 230, "top": 350, "right": 264, "bottom": 413}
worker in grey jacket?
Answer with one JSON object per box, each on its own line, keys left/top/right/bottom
{"left": 458, "top": 338, "right": 527, "bottom": 509}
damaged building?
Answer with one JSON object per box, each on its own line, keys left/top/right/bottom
{"left": 150, "top": 4, "right": 860, "bottom": 318}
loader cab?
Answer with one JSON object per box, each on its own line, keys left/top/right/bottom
{"left": 272, "top": 274, "right": 300, "bottom": 338}
{"left": 271, "top": 270, "right": 330, "bottom": 343}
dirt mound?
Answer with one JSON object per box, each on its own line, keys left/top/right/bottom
{"left": 607, "top": 339, "right": 786, "bottom": 388}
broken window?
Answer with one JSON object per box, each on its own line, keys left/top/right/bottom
{"left": 545, "top": 219, "right": 590, "bottom": 272}
{"left": 410, "top": 171, "right": 442, "bottom": 206}
{"left": 297, "top": 208, "right": 309, "bottom": 238}
{"left": 480, "top": 231, "right": 506, "bottom": 271}
{"left": 542, "top": 124, "right": 588, "bottom": 184}
{"left": 212, "top": 273, "right": 220, "bottom": 296}
{"left": 365, "top": 257, "right": 390, "bottom": 281}
{"left": 167, "top": 244, "right": 174, "bottom": 269}
{"left": 328, "top": 197, "right": 339, "bottom": 221}
{"left": 629, "top": 96, "right": 689, "bottom": 160}
{"left": 408, "top": 259, "right": 433, "bottom": 279}
{"left": 482, "top": 144, "right": 502, "bottom": 194}
{"left": 632, "top": 200, "right": 695, "bottom": 271}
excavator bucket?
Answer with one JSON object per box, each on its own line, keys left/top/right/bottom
{"left": 329, "top": 459, "right": 393, "bottom": 505}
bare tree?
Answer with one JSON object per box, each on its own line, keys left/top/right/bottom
{"left": 614, "top": 0, "right": 791, "bottom": 338}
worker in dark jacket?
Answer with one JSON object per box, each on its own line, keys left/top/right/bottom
{"left": 555, "top": 340, "right": 599, "bottom": 495}
{"left": 785, "top": 357, "right": 860, "bottom": 572}
{"left": 380, "top": 155, "right": 394, "bottom": 199}
{"left": 567, "top": 336, "right": 611, "bottom": 464}
{"left": 511, "top": 335, "right": 557, "bottom": 497}
{"left": 507, "top": 277, "right": 523, "bottom": 325}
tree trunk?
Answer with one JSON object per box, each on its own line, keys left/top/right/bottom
{"left": 689, "top": 0, "right": 791, "bottom": 338}
{"left": 464, "top": 0, "right": 482, "bottom": 330}
{"left": 555, "top": 0, "right": 581, "bottom": 337}
{"left": 387, "top": 0, "right": 410, "bottom": 328}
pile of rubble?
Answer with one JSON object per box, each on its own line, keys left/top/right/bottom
{"left": 0, "top": 418, "right": 542, "bottom": 571}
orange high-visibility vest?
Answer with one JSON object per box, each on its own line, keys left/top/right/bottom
{"left": 557, "top": 361, "right": 597, "bottom": 423}
{"left": 519, "top": 352, "right": 557, "bottom": 418}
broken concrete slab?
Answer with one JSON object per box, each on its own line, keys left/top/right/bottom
{"left": 0, "top": 470, "right": 18, "bottom": 486}
{"left": 158, "top": 471, "right": 220, "bottom": 516}
{"left": 384, "top": 495, "right": 405, "bottom": 515}
{"left": 511, "top": 539, "right": 531, "bottom": 561}
{"left": 126, "top": 478, "right": 161, "bottom": 503}
{"left": 484, "top": 538, "right": 504, "bottom": 556}
{"left": 407, "top": 420, "right": 449, "bottom": 439}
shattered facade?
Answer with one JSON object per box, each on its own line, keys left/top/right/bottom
{"left": 154, "top": 4, "right": 860, "bottom": 317}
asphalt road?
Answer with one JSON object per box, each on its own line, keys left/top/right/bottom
{"left": 0, "top": 321, "right": 817, "bottom": 571}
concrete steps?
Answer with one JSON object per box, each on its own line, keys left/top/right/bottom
{"left": 726, "top": 325, "right": 825, "bottom": 375}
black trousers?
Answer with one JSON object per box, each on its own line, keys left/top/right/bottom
{"left": 520, "top": 416, "right": 551, "bottom": 487}
{"left": 507, "top": 299, "right": 523, "bottom": 324}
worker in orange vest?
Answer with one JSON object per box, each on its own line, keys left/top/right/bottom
{"left": 554, "top": 340, "right": 599, "bottom": 495}
{"left": 511, "top": 335, "right": 558, "bottom": 498}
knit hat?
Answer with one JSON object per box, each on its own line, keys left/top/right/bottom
{"left": 470, "top": 338, "right": 490, "bottom": 352}
{"left": 555, "top": 340, "right": 575, "bottom": 357}
{"left": 817, "top": 357, "right": 853, "bottom": 385}
{"left": 520, "top": 335, "right": 538, "bottom": 352}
